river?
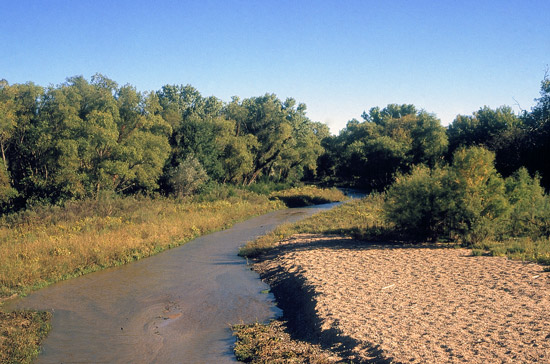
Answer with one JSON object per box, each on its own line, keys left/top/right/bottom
{"left": 5, "top": 203, "right": 340, "bottom": 364}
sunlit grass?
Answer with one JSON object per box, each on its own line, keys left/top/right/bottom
{"left": 0, "top": 185, "right": 347, "bottom": 364}
{"left": 472, "top": 237, "right": 550, "bottom": 266}
{"left": 239, "top": 194, "right": 390, "bottom": 258}
{"left": 0, "top": 191, "right": 282, "bottom": 299}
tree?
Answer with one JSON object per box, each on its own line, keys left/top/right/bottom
{"left": 522, "top": 73, "right": 550, "bottom": 188}
{"left": 16, "top": 75, "right": 172, "bottom": 201}
{"left": 331, "top": 104, "right": 448, "bottom": 190}
{"left": 505, "top": 168, "right": 550, "bottom": 237}
{"left": 447, "top": 106, "right": 523, "bottom": 177}
{"left": 444, "top": 147, "right": 509, "bottom": 243}
{"left": 167, "top": 155, "right": 208, "bottom": 197}
{"left": 384, "top": 164, "right": 448, "bottom": 240}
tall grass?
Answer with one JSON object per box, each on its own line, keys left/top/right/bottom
{"left": 0, "top": 190, "right": 282, "bottom": 298}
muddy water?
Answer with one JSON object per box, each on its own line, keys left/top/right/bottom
{"left": 6, "top": 203, "right": 339, "bottom": 364}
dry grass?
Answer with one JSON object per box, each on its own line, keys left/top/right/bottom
{"left": 233, "top": 320, "right": 340, "bottom": 364}
{"left": 0, "top": 192, "right": 282, "bottom": 299}
{"left": 0, "top": 310, "right": 51, "bottom": 364}
{"left": 0, "top": 185, "right": 345, "bottom": 364}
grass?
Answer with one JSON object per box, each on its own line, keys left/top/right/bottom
{"left": 233, "top": 320, "right": 338, "bottom": 364}
{"left": 0, "top": 190, "right": 283, "bottom": 299}
{"left": 268, "top": 186, "right": 348, "bottom": 207}
{"left": 472, "top": 237, "right": 550, "bottom": 265}
{"left": 239, "top": 194, "right": 390, "bottom": 258}
{"left": 0, "top": 310, "right": 51, "bottom": 364}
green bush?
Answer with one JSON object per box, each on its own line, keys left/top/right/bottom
{"left": 384, "top": 165, "right": 447, "bottom": 240}
{"left": 167, "top": 156, "right": 209, "bottom": 197}
{"left": 505, "top": 168, "right": 550, "bottom": 238}
{"left": 384, "top": 147, "right": 510, "bottom": 244}
{"left": 444, "top": 147, "right": 509, "bottom": 244}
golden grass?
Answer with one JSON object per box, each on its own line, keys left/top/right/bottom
{"left": 0, "top": 192, "right": 282, "bottom": 299}
{"left": 0, "top": 185, "right": 346, "bottom": 364}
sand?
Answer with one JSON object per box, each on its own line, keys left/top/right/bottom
{"left": 253, "top": 234, "right": 550, "bottom": 363}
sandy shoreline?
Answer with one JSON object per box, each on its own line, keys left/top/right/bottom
{"left": 252, "top": 234, "right": 550, "bottom": 363}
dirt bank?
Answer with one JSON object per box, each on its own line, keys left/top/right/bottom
{"left": 253, "top": 234, "right": 550, "bottom": 363}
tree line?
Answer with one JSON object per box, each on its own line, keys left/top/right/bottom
{"left": 317, "top": 74, "right": 549, "bottom": 244}
{"left": 0, "top": 72, "right": 548, "bottom": 225}
{"left": 0, "top": 75, "right": 328, "bottom": 211}
{"left": 319, "top": 74, "right": 549, "bottom": 191}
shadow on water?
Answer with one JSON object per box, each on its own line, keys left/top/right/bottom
{"left": 4, "top": 203, "right": 341, "bottom": 364}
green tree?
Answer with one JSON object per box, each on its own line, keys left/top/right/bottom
{"left": 447, "top": 106, "right": 523, "bottom": 177}
{"left": 522, "top": 73, "right": 550, "bottom": 188}
{"left": 168, "top": 155, "right": 209, "bottom": 197}
{"left": 332, "top": 104, "right": 448, "bottom": 190}
{"left": 384, "top": 164, "right": 448, "bottom": 240}
{"left": 505, "top": 168, "right": 550, "bottom": 237}
{"left": 444, "top": 147, "right": 509, "bottom": 243}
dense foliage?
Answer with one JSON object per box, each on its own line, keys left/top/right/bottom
{"left": 0, "top": 76, "right": 327, "bottom": 212}
{"left": 384, "top": 147, "right": 550, "bottom": 244}
{"left": 1, "top": 73, "right": 549, "bottom": 245}
{"left": 318, "top": 104, "right": 448, "bottom": 190}
{"left": 319, "top": 74, "right": 550, "bottom": 192}
{"left": 315, "top": 74, "right": 550, "bottom": 247}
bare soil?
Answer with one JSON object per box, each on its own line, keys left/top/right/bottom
{"left": 253, "top": 234, "right": 550, "bottom": 363}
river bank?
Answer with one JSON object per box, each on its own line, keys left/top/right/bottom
{"left": 239, "top": 233, "right": 550, "bottom": 363}
{"left": 0, "top": 186, "right": 346, "bottom": 363}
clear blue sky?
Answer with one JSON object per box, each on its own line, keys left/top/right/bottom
{"left": 2, "top": 0, "right": 549, "bottom": 133}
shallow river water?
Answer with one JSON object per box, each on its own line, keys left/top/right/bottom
{"left": 6, "top": 203, "right": 340, "bottom": 364}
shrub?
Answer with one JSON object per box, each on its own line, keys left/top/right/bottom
{"left": 384, "top": 147, "right": 510, "bottom": 244}
{"left": 444, "top": 147, "right": 509, "bottom": 244}
{"left": 167, "top": 156, "right": 209, "bottom": 197}
{"left": 384, "top": 165, "right": 447, "bottom": 240}
{"left": 505, "top": 168, "right": 550, "bottom": 238}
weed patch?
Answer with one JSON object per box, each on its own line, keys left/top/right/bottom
{"left": 0, "top": 310, "right": 51, "bottom": 364}
{"left": 233, "top": 320, "right": 339, "bottom": 363}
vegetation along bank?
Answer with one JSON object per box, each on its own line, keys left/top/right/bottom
{"left": 0, "top": 72, "right": 549, "bottom": 362}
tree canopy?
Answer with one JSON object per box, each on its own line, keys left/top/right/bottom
{"left": 0, "top": 75, "right": 327, "bottom": 211}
